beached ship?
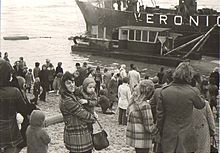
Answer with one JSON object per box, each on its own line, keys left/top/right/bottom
{"left": 71, "top": 0, "right": 219, "bottom": 66}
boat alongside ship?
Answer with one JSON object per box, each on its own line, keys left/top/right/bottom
{"left": 70, "top": 0, "right": 219, "bottom": 66}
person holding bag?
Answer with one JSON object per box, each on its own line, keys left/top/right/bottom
{"left": 59, "top": 72, "right": 96, "bottom": 153}
{"left": 126, "top": 79, "right": 158, "bottom": 153}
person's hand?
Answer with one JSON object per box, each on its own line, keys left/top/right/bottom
{"left": 79, "top": 99, "right": 88, "bottom": 104}
{"left": 94, "top": 112, "right": 98, "bottom": 119}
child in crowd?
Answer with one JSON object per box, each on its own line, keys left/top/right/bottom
{"left": 118, "top": 77, "right": 131, "bottom": 125}
{"left": 26, "top": 110, "right": 51, "bottom": 153}
{"left": 47, "top": 63, "right": 55, "bottom": 92}
{"left": 53, "top": 72, "right": 63, "bottom": 95}
{"left": 33, "top": 62, "right": 40, "bottom": 78}
{"left": 77, "top": 77, "right": 98, "bottom": 132}
{"left": 30, "top": 77, "right": 41, "bottom": 104}
{"left": 25, "top": 69, "right": 34, "bottom": 93}
{"left": 98, "top": 85, "right": 111, "bottom": 114}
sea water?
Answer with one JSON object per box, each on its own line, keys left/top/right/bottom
{"left": 0, "top": 0, "right": 219, "bottom": 73}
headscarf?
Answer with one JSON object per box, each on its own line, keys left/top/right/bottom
{"left": 0, "top": 59, "right": 13, "bottom": 87}
{"left": 130, "top": 79, "right": 155, "bottom": 105}
{"left": 59, "top": 71, "right": 75, "bottom": 96}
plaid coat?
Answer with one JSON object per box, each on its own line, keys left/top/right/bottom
{"left": 126, "top": 100, "right": 156, "bottom": 149}
{"left": 59, "top": 92, "right": 96, "bottom": 153}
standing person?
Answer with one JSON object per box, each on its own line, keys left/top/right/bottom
{"left": 19, "top": 57, "right": 26, "bottom": 70}
{"left": 39, "top": 64, "right": 49, "bottom": 102}
{"left": 30, "top": 77, "right": 41, "bottom": 104}
{"left": 55, "top": 62, "right": 63, "bottom": 76}
{"left": 119, "top": 64, "right": 127, "bottom": 86}
{"left": 13, "top": 76, "right": 38, "bottom": 153}
{"left": 45, "top": 59, "right": 52, "bottom": 68}
{"left": 13, "top": 61, "right": 23, "bottom": 77}
{"left": 128, "top": 64, "right": 140, "bottom": 92}
{"left": 53, "top": 72, "right": 63, "bottom": 96}
{"left": 209, "top": 67, "right": 219, "bottom": 89}
{"left": 126, "top": 79, "right": 157, "bottom": 153}
{"left": 26, "top": 110, "right": 51, "bottom": 153}
{"left": 3, "top": 52, "right": 10, "bottom": 63}
{"left": 25, "top": 69, "right": 34, "bottom": 93}
{"left": 59, "top": 72, "right": 96, "bottom": 153}
{"left": 82, "top": 62, "right": 88, "bottom": 77}
{"left": 0, "top": 59, "right": 27, "bottom": 153}
{"left": 94, "top": 66, "right": 102, "bottom": 96}
{"left": 208, "top": 77, "right": 219, "bottom": 116}
{"left": 47, "top": 63, "right": 55, "bottom": 91}
{"left": 157, "top": 62, "right": 205, "bottom": 153}
{"left": 157, "top": 67, "right": 164, "bottom": 84}
{"left": 108, "top": 73, "right": 119, "bottom": 114}
{"left": 33, "top": 62, "right": 40, "bottom": 79}
{"left": 103, "top": 68, "right": 111, "bottom": 89}
{"left": 118, "top": 77, "right": 131, "bottom": 125}
{"left": 75, "top": 63, "right": 86, "bottom": 87}
{"left": 191, "top": 76, "right": 216, "bottom": 153}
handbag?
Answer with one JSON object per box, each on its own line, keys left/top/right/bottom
{"left": 210, "top": 136, "right": 218, "bottom": 153}
{"left": 92, "top": 118, "right": 109, "bottom": 150}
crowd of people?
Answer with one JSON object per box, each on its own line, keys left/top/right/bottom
{"left": 0, "top": 53, "right": 219, "bottom": 153}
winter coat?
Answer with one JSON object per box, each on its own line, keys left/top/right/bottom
{"left": 157, "top": 83, "right": 205, "bottom": 153}
{"left": 25, "top": 72, "right": 34, "bottom": 87}
{"left": 26, "top": 110, "right": 50, "bottom": 153}
{"left": 193, "top": 101, "right": 216, "bottom": 153}
{"left": 118, "top": 83, "right": 131, "bottom": 109}
{"left": 59, "top": 92, "right": 96, "bottom": 152}
{"left": 0, "top": 59, "right": 28, "bottom": 149}
{"left": 33, "top": 82, "right": 41, "bottom": 95}
{"left": 126, "top": 100, "right": 156, "bottom": 149}
{"left": 55, "top": 66, "right": 63, "bottom": 76}
{"left": 98, "top": 89, "right": 111, "bottom": 112}
{"left": 47, "top": 68, "right": 55, "bottom": 82}
{"left": 108, "top": 78, "right": 118, "bottom": 102}
{"left": 39, "top": 69, "right": 49, "bottom": 90}
{"left": 33, "top": 67, "right": 40, "bottom": 78}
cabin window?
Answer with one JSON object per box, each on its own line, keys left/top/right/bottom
{"left": 119, "top": 30, "right": 128, "bottom": 40}
{"left": 129, "top": 30, "right": 134, "bottom": 40}
{"left": 149, "top": 31, "right": 157, "bottom": 42}
{"left": 136, "top": 30, "right": 141, "bottom": 41}
{"left": 142, "top": 31, "right": 148, "bottom": 42}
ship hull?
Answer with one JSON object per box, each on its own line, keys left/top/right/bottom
{"left": 76, "top": 0, "right": 219, "bottom": 57}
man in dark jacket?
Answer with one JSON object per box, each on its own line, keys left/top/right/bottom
{"left": 0, "top": 59, "right": 27, "bottom": 153}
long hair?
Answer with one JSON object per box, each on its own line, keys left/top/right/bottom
{"left": 173, "top": 62, "right": 194, "bottom": 84}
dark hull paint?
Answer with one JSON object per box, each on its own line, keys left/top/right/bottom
{"left": 76, "top": 0, "right": 219, "bottom": 57}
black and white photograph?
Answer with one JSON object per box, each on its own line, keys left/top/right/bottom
{"left": 0, "top": 0, "right": 219, "bottom": 152}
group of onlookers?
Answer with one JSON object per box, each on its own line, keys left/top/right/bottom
{"left": 0, "top": 52, "right": 219, "bottom": 153}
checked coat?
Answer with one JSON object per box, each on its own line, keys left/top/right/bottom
{"left": 59, "top": 92, "right": 96, "bottom": 153}
{"left": 126, "top": 100, "right": 157, "bottom": 149}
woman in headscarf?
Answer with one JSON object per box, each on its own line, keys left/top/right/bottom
{"left": 157, "top": 62, "right": 205, "bottom": 153}
{"left": 59, "top": 71, "right": 96, "bottom": 153}
{"left": 126, "top": 79, "right": 158, "bottom": 153}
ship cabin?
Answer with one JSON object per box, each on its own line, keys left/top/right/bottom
{"left": 117, "top": 26, "right": 172, "bottom": 55}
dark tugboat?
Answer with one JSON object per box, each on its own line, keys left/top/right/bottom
{"left": 70, "top": 0, "right": 219, "bottom": 66}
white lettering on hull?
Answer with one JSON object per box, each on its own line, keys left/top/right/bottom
{"left": 174, "top": 16, "right": 182, "bottom": 25}
{"left": 189, "top": 16, "right": 199, "bottom": 26}
{"left": 137, "top": 13, "right": 220, "bottom": 27}
{"left": 160, "top": 15, "right": 167, "bottom": 24}
{"left": 146, "top": 14, "right": 154, "bottom": 24}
